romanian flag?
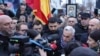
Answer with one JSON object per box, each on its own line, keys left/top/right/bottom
{"left": 26, "top": 0, "right": 51, "bottom": 25}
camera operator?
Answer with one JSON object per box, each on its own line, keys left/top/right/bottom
{"left": 0, "top": 15, "right": 13, "bottom": 56}
{"left": 12, "top": 23, "right": 35, "bottom": 56}
{"left": 13, "top": 23, "right": 47, "bottom": 56}
{"left": 27, "top": 29, "right": 47, "bottom": 56}
{"left": 14, "top": 23, "right": 28, "bottom": 36}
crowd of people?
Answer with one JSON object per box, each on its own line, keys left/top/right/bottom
{"left": 0, "top": 1, "right": 100, "bottom": 56}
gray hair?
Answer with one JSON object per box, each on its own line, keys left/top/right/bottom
{"left": 64, "top": 26, "right": 75, "bottom": 35}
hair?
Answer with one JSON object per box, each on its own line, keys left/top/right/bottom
{"left": 19, "top": 15, "right": 27, "bottom": 22}
{"left": 20, "top": 3, "right": 26, "bottom": 6}
{"left": 32, "top": 20, "right": 42, "bottom": 27}
{"left": 27, "top": 29, "right": 39, "bottom": 39}
{"left": 64, "top": 41, "right": 82, "bottom": 56}
{"left": 78, "top": 12, "right": 84, "bottom": 16}
{"left": 70, "top": 47, "right": 98, "bottom": 56}
{"left": 89, "top": 29, "right": 100, "bottom": 42}
{"left": 19, "top": 14, "right": 26, "bottom": 18}
{"left": 64, "top": 26, "right": 75, "bottom": 35}
{"left": 48, "top": 17, "right": 59, "bottom": 23}
{"left": 19, "top": 3, "right": 26, "bottom": 9}
{"left": 16, "top": 23, "right": 27, "bottom": 31}
{"left": 28, "top": 15, "right": 35, "bottom": 20}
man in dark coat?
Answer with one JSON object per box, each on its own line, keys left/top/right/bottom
{"left": 74, "top": 13, "right": 91, "bottom": 43}
{"left": 42, "top": 17, "right": 63, "bottom": 56}
{"left": 0, "top": 15, "right": 13, "bottom": 56}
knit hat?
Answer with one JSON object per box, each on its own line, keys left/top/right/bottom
{"left": 70, "top": 47, "right": 98, "bottom": 56}
{"left": 89, "top": 29, "right": 100, "bottom": 42}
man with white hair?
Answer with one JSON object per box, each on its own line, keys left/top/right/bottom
{"left": 51, "top": 26, "right": 76, "bottom": 56}
{"left": 56, "top": 26, "right": 75, "bottom": 56}
{"left": 60, "top": 26, "right": 75, "bottom": 48}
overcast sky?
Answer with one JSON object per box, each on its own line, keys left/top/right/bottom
{"left": 76, "top": 0, "right": 82, "bottom": 4}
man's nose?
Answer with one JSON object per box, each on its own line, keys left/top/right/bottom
{"left": 52, "top": 27, "right": 55, "bottom": 30}
{"left": 9, "top": 23, "right": 12, "bottom": 28}
{"left": 88, "top": 26, "right": 91, "bottom": 29}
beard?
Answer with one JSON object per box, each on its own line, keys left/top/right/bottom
{"left": 51, "top": 30, "right": 57, "bottom": 33}
{"left": 1, "top": 30, "right": 12, "bottom": 37}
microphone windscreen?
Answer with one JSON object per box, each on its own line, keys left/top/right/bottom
{"left": 47, "top": 34, "right": 59, "bottom": 42}
{"left": 27, "top": 29, "right": 39, "bottom": 39}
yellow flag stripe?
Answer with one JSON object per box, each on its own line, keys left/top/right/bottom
{"left": 40, "top": 0, "right": 51, "bottom": 20}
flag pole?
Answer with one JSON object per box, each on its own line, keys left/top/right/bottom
{"left": 2, "top": 0, "right": 4, "bottom": 4}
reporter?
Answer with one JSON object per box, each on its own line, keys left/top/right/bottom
{"left": 27, "top": 29, "right": 47, "bottom": 56}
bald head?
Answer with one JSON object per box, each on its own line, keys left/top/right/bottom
{"left": 0, "top": 15, "right": 12, "bottom": 23}
{"left": 89, "top": 18, "right": 100, "bottom": 24}
{"left": 89, "top": 18, "right": 100, "bottom": 33}
{"left": 0, "top": 15, "right": 12, "bottom": 36}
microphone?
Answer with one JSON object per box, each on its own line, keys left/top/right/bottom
{"left": 29, "top": 39, "right": 52, "bottom": 51}
{"left": 47, "top": 34, "right": 59, "bottom": 42}
{"left": 27, "top": 29, "right": 39, "bottom": 39}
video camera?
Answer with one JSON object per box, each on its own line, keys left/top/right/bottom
{"left": 27, "top": 29, "right": 59, "bottom": 51}
{"left": 10, "top": 36, "right": 29, "bottom": 44}
{"left": 0, "top": 29, "right": 59, "bottom": 56}
{"left": 9, "top": 34, "right": 59, "bottom": 52}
